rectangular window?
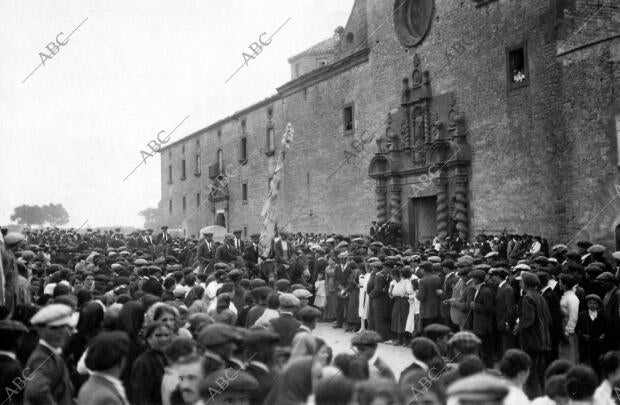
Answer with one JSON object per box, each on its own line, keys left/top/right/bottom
{"left": 295, "top": 63, "right": 301, "bottom": 78}
{"left": 343, "top": 104, "right": 354, "bottom": 134}
{"left": 241, "top": 119, "right": 247, "bottom": 134}
{"left": 181, "top": 160, "right": 186, "bottom": 180}
{"left": 242, "top": 183, "right": 248, "bottom": 202}
{"left": 169, "top": 199, "right": 173, "bottom": 214}
{"left": 306, "top": 172, "right": 310, "bottom": 186}
{"left": 182, "top": 196, "right": 186, "bottom": 212}
{"left": 168, "top": 165, "right": 173, "bottom": 184}
{"left": 506, "top": 42, "right": 529, "bottom": 90}
{"left": 266, "top": 127, "right": 275, "bottom": 155}
{"left": 217, "top": 129, "right": 222, "bottom": 140}
{"left": 182, "top": 144, "right": 185, "bottom": 154}
{"left": 240, "top": 137, "right": 247, "bottom": 162}
{"left": 196, "top": 192, "right": 201, "bottom": 207}
{"left": 195, "top": 154, "right": 201, "bottom": 175}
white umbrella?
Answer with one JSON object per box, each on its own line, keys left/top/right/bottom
{"left": 199, "top": 225, "right": 227, "bottom": 243}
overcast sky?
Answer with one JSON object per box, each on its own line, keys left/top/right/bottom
{"left": 0, "top": 0, "right": 355, "bottom": 228}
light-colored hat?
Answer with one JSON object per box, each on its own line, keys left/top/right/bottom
{"left": 292, "top": 289, "right": 312, "bottom": 299}
{"left": 30, "top": 304, "right": 76, "bottom": 327}
{"left": 4, "top": 232, "right": 25, "bottom": 246}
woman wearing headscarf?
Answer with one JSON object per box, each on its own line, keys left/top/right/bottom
{"left": 130, "top": 321, "right": 173, "bottom": 405}
{"left": 116, "top": 301, "right": 146, "bottom": 401}
{"left": 63, "top": 301, "right": 105, "bottom": 391}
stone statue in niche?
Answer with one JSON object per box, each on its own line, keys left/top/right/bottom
{"left": 431, "top": 113, "right": 443, "bottom": 142}
{"left": 411, "top": 107, "right": 424, "bottom": 143}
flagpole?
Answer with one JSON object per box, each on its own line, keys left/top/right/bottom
{"left": 258, "top": 124, "right": 294, "bottom": 260}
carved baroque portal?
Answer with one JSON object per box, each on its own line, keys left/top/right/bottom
{"left": 369, "top": 53, "right": 471, "bottom": 243}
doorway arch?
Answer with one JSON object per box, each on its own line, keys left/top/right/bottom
{"left": 215, "top": 213, "right": 226, "bottom": 228}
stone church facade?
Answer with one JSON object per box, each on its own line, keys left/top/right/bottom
{"left": 160, "top": 0, "right": 620, "bottom": 248}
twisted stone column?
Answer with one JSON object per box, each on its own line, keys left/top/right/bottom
{"left": 389, "top": 185, "right": 402, "bottom": 227}
{"left": 376, "top": 186, "right": 388, "bottom": 225}
{"left": 454, "top": 177, "right": 469, "bottom": 240}
{"left": 436, "top": 183, "right": 449, "bottom": 240}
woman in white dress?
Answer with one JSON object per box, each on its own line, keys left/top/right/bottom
{"left": 405, "top": 267, "right": 419, "bottom": 338}
{"left": 357, "top": 263, "right": 371, "bottom": 332}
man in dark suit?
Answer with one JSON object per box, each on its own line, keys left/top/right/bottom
{"left": 367, "top": 261, "right": 390, "bottom": 341}
{"left": 196, "top": 231, "right": 215, "bottom": 272}
{"left": 440, "top": 259, "right": 458, "bottom": 330}
{"left": 24, "top": 304, "right": 75, "bottom": 405}
{"left": 333, "top": 254, "right": 353, "bottom": 329}
{"left": 243, "top": 234, "right": 261, "bottom": 277}
{"left": 273, "top": 231, "right": 292, "bottom": 277}
{"left": 269, "top": 294, "right": 302, "bottom": 347}
{"left": 416, "top": 261, "right": 442, "bottom": 328}
{"left": 215, "top": 233, "right": 239, "bottom": 265}
{"left": 538, "top": 271, "right": 562, "bottom": 363}
{"left": 156, "top": 225, "right": 171, "bottom": 245}
{"left": 489, "top": 267, "right": 517, "bottom": 356}
{"left": 514, "top": 271, "right": 552, "bottom": 398}
{"left": 232, "top": 230, "right": 244, "bottom": 251}
{"left": 468, "top": 269, "right": 496, "bottom": 367}
{"left": 0, "top": 320, "right": 29, "bottom": 405}
{"left": 78, "top": 331, "right": 130, "bottom": 405}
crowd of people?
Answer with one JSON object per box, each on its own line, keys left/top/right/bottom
{"left": 1, "top": 224, "right": 620, "bottom": 405}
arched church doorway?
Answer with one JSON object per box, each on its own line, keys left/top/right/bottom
{"left": 215, "top": 213, "right": 226, "bottom": 228}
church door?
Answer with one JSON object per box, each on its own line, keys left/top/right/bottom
{"left": 408, "top": 196, "right": 437, "bottom": 247}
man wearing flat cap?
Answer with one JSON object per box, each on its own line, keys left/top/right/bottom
{"left": 513, "top": 271, "right": 551, "bottom": 398}
{"left": 243, "top": 234, "right": 261, "bottom": 277}
{"left": 24, "top": 304, "right": 76, "bottom": 405}
{"left": 416, "top": 261, "right": 442, "bottom": 329}
{"left": 349, "top": 331, "right": 395, "bottom": 380}
{"left": 199, "top": 369, "right": 259, "bottom": 405}
{"left": 489, "top": 267, "right": 517, "bottom": 354}
{"left": 232, "top": 230, "right": 244, "bottom": 251}
{"left": 269, "top": 293, "right": 302, "bottom": 347}
{"left": 197, "top": 324, "right": 244, "bottom": 370}
{"left": 215, "top": 233, "right": 239, "bottom": 265}
{"left": 196, "top": 231, "right": 215, "bottom": 273}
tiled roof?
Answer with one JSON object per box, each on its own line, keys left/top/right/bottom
{"left": 288, "top": 36, "right": 338, "bottom": 62}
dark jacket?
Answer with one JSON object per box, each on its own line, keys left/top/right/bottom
{"left": 471, "top": 283, "right": 496, "bottom": 334}
{"left": 24, "top": 344, "right": 74, "bottom": 405}
{"left": 496, "top": 282, "right": 517, "bottom": 332}
{"left": 215, "top": 243, "right": 238, "bottom": 263}
{"left": 269, "top": 313, "right": 302, "bottom": 347}
{"left": 0, "top": 354, "right": 23, "bottom": 405}
{"left": 417, "top": 274, "right": 442, "bottom": 319}
{"left": 130, "top": 349, "right": 167, "bottom": 405}
{"left": 77, "top": 374, "right": 129, "bottom": 405}
{"left": 196, "top": 239, "right": 214, "bottom": 263}
{"left": 515, "top": 289, "right": 552, "bottom": 352}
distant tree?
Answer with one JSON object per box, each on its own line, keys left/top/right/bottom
{"left": 10, "top": 205, "right": 45, "bottom": 226}
{"left": 42, "top": 203, "right": 69, "bottom": 226}
{"left": 138, "top": 207, "right": 162, "bottom": 229}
